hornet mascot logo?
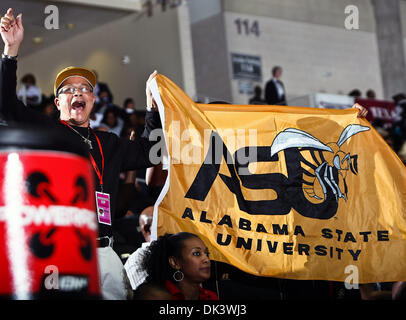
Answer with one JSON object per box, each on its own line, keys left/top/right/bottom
{"left": 270, "top": 124, "right": 370, "bottom": 204}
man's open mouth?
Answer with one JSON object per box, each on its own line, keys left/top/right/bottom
{"left": 72, "top": 101, "right": 86, "bottom": 110}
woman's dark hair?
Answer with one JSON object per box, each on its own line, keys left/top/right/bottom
{"left": 133, "top": 282, "right": 172, "bottom": 300}
{"left": 143, "top": 232, "right": 200, "bottom": 285}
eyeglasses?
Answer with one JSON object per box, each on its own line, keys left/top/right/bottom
{"left": 58, "top": 85, "right": 93, "bottom": 95}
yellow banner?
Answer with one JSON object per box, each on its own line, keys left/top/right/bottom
{"left": 150, "top": 75, "right": 406, "bottom": 283}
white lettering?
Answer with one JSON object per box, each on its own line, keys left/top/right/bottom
{"left": 0, "top": 206, "right": 97, "bottom": 230}
{"left": 181, "top": 128, "right": 201, "bottom": 165}
{"left": 44, "top": 265, "right": 59, "bottom": 290}
{"left": 344, "top": 264, "right": 359, "bottom": 289}
{"left": 344, "top": 5, "right": 359, "bottom": 30}
{"left": 369, "top": 107, "right": 393, "bottom": 120}
{"left": 44, "top": 5, "right": 59, "bottom": 30}
{"left": 59, "top": 276, "right": 88, "bottom": 291}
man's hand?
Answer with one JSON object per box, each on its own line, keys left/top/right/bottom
{"left": 146, "top": 70, "right": 158, "bottom": 111}
{"left": 0, "top": 8, "right": 24, "bottom": 56}
{"left": 124, "top": 130, "right": 137, "bottom": 184}
{"left": 352, "top": 103, "right": 368, "bottom": 118}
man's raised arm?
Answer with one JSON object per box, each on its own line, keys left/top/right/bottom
{"left": 0, "top": 8, "right": 53, "bottom": 124}
{"left": 1, "top": 8, "right": 23, "bottom": 57}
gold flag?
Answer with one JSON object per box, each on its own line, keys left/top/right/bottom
{"left": 150, "top": 75, "right": 406, "bottom": 283}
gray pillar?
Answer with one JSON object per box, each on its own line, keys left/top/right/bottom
{"left": 189, "top": 0, "right": 233, "bottom": 103}
{"left": 372, "top": 0, "right": 406, "bottom": 99}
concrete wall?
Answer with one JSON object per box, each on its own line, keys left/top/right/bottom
{"left": 188, "top": 0, "right": 222, "bottom": 24}
{"left": 225, "top": 11, "right": 382, "bottom": 104}
{"left": 373, "top": 0, "right": 406, "bottom": 100}
{"left": 190, "top": 11, "right": 232, "bottom": 103}
{"left": 223, "top": 0, "right": 375, "bottom": 32}
{"left": 222, "top": 0, "right": 383, "bottom": 104}
{"left": 17, "top": 4, "right": 192, "bottom": 110}
{"left": 177, "top": 2, "right": 196, "bottom": 100}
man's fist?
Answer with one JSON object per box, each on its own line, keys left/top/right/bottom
{"left": 1, "top": 8, "right": 24, "bottom": 56}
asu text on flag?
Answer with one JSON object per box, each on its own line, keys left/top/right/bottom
{"left": 149, "top": 75, "right": 406, "bottom": 283}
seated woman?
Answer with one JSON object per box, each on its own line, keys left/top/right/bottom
{"left": 97, "top": 107, "right": 124, "bottom": 137}
{"left": 136, "top": 232, "right": 218, "bottom": 300}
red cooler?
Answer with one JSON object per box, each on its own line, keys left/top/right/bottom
{"left": 0, "top": 125, "right": 101, "bottom": 299}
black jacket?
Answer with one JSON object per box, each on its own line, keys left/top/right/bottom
{"left": 265, "top": 79, "right": 286, "bottom": 105}
{"left": 0, "top": 58, "right": 162, "bottom": 237}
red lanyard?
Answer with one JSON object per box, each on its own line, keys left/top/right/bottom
{"left": 60, "top": 120, "right": 104, "bottom": 191}
{"left": 89, "top": 127, "right": 104, "bottom": 191}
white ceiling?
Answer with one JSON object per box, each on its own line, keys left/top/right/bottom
{"left": 0, "top": 0, "right": 134, "bottom": 57}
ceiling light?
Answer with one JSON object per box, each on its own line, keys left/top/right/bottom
{"left": 122, "top": 55, "right": 131, "bottom": 65}
{"left": 32, "top": 37, "right": 43, "bottom": 44}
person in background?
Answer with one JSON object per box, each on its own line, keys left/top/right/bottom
{"left": 121, "top": 98, "right": 146, "bottom": 140}
{"left": 40, "top": 97, "right": 57, "bottom": 117}
{"left": 366, "top": 89, "right": 376, "bottom": 99}
{"left": 392, "top": 93, "right": 406, "bottom": 123}
{"left": 124, "top": 97, "right": 136, "bottom": 114}
{"left": 265, "top": 66, "right": 286, "bottom": 105}
{"left": 124, "top": 206, "right": 153, "bottom": 291}
{"left": 97, "top": 107, "right": 124, "bottom": 137}
{"left": 137, "top": 232, "right": 218, "bottom": 300}
{"left": 93, "top": 88, "right": 126, "bottom": 129}
{"left": 113, "top": 130, "right": 155, "bottom": 263}
{"left": 391, "top": 93, "right": 406, "bottom": 154}
{"left": 93, "top": 69, "right": 113, "bottom": 105}
{"left": 348, "top": 89, "right": 362, "bottom": 98}
{"left": 249, "top": 85, "right": 266, "bottom": 105}
{"left": 17, "top": 73, "right": 42, "bottom": 108}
